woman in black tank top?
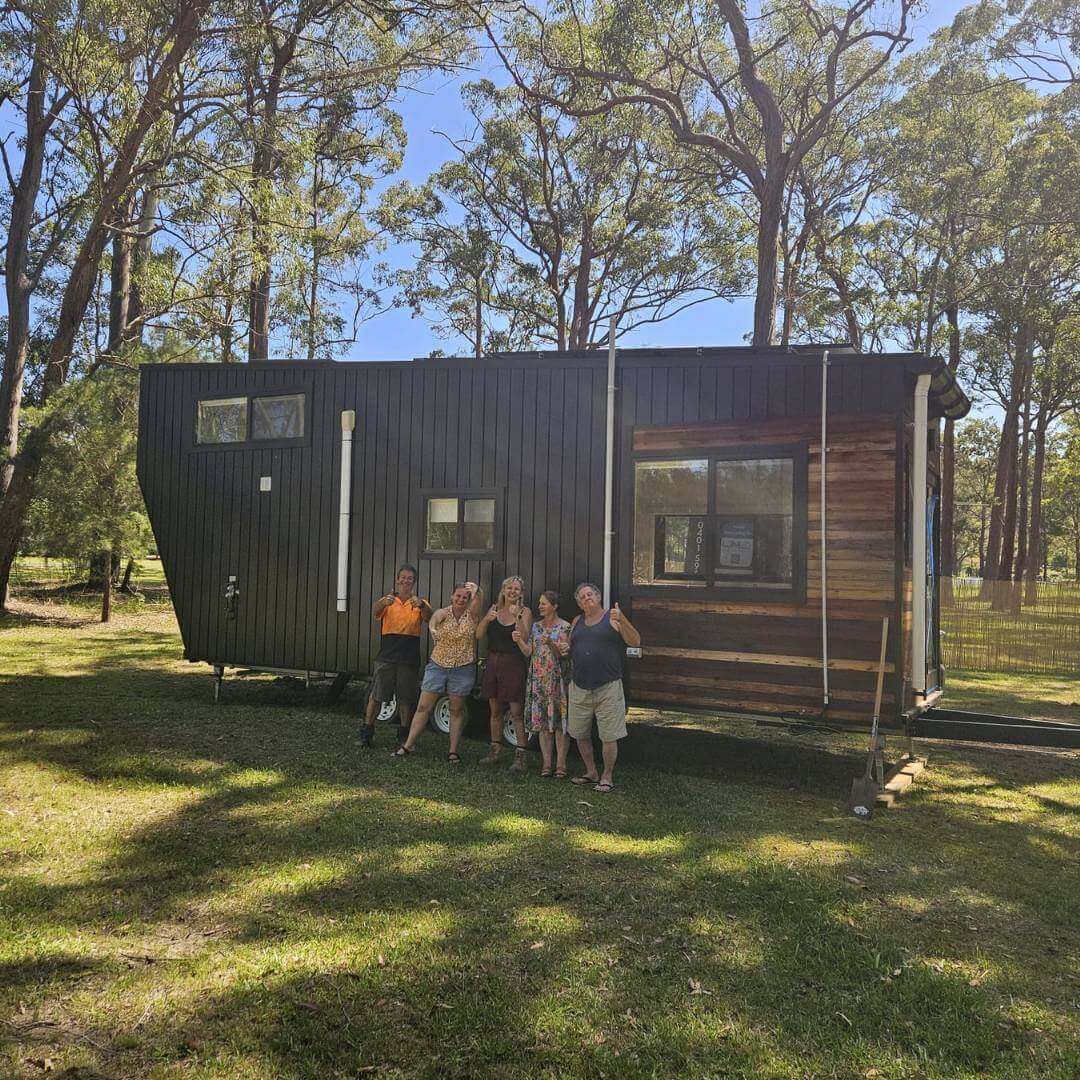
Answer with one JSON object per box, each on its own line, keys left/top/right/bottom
{"left": 477, "top": 575, "right": 532, "bottom": 770}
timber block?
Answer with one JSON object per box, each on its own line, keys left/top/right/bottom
{"left": 875, "top": 755, "right": 927, "bottom": 809}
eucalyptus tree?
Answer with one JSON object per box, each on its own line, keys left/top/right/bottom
{"left": 1021, "top": 317, "right": 1080, "bottom": 599}
{"left": 208, "top": 0, "right": 471, "bottom": 362}
{"left": 953, "top": 0, "right": 1079, "bottom": 88}
{"left": 384, "top": 75, "right": 751, "bottom": 355}
{"left": 873, "top": 32, "right": 1038, "bottom": 590}
{"left": 482, "top": 0, "right": 917, "bottom": 345}
{"left": 965, "top": 101, "right": 1080, "bottom": 604}
{"left": 0, "top": 0, "right": 214, "bottom": 609}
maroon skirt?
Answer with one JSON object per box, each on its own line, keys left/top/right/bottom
{"left": 481, "top": 650, "right": 527, "bottom": 704}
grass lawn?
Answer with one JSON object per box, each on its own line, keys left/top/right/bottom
{"left": 1, "top": 595, "right": 1078, "bottom": 1078}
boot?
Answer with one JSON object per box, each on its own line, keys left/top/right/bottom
{"left": 478, "top": 742, "right": 502, "bottom": 766}
{"left": 509, "top": 747, "right": 528, "bottom": 774}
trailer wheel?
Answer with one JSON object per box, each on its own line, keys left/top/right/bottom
{"left": 377, "top": 696, "right": 398, "bottom": 724}
{"left": 429, "top": 695, "right": 453, "bottom": 734}
{"left": 502, "top": 714, "right": 538, "bottom": 750}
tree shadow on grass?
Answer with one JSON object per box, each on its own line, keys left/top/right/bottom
{"left": 2, "top": 661, "right": 1078, "bottom": 1076}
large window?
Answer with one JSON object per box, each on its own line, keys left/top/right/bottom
{"left": 422, "top": 491, "right": 499, "bottom": 556}
{"left": 195, "top": 392, "right": 307, "bottom": 446}
{"left": 633, "top": 447, "right": 805, "bottom": 597}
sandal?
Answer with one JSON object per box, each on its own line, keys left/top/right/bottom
{"left": 391, "top": 744, "right": 413, "bottom": 758}
{"left": 554, "top": 769, "right": 568, "bottom": 780}
{"left": 447, "top": 752, "right": 462, "bottom": 765}
{"left": 570, "top": 774, "right": 599, "bottom": 786}
{"left": 593, "top": 781, "right": 615, "bottom": 794}
{"left": 540, "top": 766, "right": 553, "bottom": 778}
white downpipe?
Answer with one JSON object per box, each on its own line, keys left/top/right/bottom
{"left": 336, "top": 410, "right": 356, "bottom": 613}
{"left": 820, "top": 349, "right": 830, "bottom": 706}
{"left": 602, "top": 316, "right": 618, "bottom": 603}
{"left": 912, "top": 373, "right": 931, "bottom": 695}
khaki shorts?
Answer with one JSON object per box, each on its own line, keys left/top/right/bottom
{"left": 567, "top": 679, "right": 628, "bottom": 742}
{"left": 370, "top": 660, "right": 420, "bottom": 710}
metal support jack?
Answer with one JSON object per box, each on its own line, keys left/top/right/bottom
{"left": 213, "top": 664, "right": 225, "bottom": 703}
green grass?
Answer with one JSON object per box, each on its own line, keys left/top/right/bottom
{"left": 8, "top": 557, "right": 170, "bottom": 618}
{"left": 1, "top": 594, "right": 1078, "bottom": 1078}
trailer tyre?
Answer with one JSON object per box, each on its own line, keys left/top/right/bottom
{"left": 429, "top": 695, "right": 453, "bottom": 734}
{"left": 501, "top": 715, "right": 538, "bottom": 750}
{"left": 377, "top": 697, "right": 399, "bottom": 724}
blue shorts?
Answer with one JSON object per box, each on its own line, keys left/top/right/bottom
{"left": 420, "top": 660, "right": 475, "bottom": 697}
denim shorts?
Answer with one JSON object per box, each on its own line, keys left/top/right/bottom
{"left": 420, "top": 659, "right": 476, "bottom": 697}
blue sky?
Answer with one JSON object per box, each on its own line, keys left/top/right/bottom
{"left": 353, "top": 0, "right": 974, "bottom": 361}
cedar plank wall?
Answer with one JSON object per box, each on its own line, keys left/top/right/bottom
{"left": 137, "top": 360, "right": 609, "bottom": 675}
{"left": 617, "top": 356, "right": 907, "bottom": 727}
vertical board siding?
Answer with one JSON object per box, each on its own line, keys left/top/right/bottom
{"left": 138, "top": 353, "right": 910, "bottom": 728}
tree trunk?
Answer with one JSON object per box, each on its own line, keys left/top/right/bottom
{"left": 989, "top": 325, "right": 1030, "bottom": 611}
{"left": 940, "top": 300, "right": 961, "bottom": 604}
{"left": 978, "top": 502, "right": 987, "bottom": 577}
{"left": 127, "top": 181, "right": 160, "bottom": 345}
{"left": 247, "top": 41, "right": 297, "bottom": 363}
{"left": 752, "top": 181, "right": 782, "bottom": 346}
{"left": 1013, "top": 358, "right": 1034, "bottom": 584}
{"left": 107, "top": 198, "right": 134, "bottom": 354}
{"left": 473, "top": 273, "right": 483, "bottom": 359}
{"left": 1023, "top": 408, "right": 1048, "bottom": 605}
{"left": 0, "top": 0, "right": 209, "bottom": 612}
{"left": 307, "top": 171, "right": 320, "bottom": 361}
{"left": 101, "top": 547, "right": 113, "bottom": 623}
{"left": 981, "top": 323, "right": 1025, "bottom": 599}
{"left": 120, "top": 556, "right": 136, "bottom": 594}
{"left": 780, "top": 243, "right": 794, "bottom": 347}
{"left": 1, "top": 51, "right": 51, "bottom": 500}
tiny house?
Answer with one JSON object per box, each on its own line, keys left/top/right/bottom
{"left": 136, "top": 345, "right": 969, "bottom": 731}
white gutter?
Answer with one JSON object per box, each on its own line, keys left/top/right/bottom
{"left": 820, "top": 349, "right": 830, "bottom": 706}
{"left": 602, "top": 316, "right": 617, "bottom": 603}
{"left": 911, "top": 373, "right": 931, "bottom": 695}
{"left": 336, "top": 410, "right": 356, "bottom": 613}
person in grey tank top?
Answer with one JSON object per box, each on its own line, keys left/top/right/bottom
{"left": 555, "top": 582, "right": 641, "bottom": 793}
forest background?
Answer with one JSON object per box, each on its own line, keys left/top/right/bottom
{"left": 0, "top": 0, "right": 1077, "bottom": 623}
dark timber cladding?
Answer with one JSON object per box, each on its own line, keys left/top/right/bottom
{"left": 137, "top": 345, "right": 968, "bottom": 730}
{"left": 137, "top": 357, "right": 609, "bottom": 677}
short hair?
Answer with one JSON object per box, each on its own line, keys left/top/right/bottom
{"left": 539, "top": 589, "right": 560, "bottom": 608}
{"left": 396, "top": 564, "right": 418, "bottom": 580}
{"left": 574, "top": 582, "right": 602, "bottom": 603}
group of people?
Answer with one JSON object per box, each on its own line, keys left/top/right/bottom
{"left": 359, "top": 564, "right": 641, "bottom": 793}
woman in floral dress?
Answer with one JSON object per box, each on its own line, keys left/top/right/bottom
{"left": 515, "top": 590, "right": 571, "bottom": 778}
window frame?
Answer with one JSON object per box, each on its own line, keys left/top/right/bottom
{"left": 418, "top": 487, "right": 503, "bottom": 560}
{"left": 189, "top": 387, "right": 311, "bottom": 452}
{"left": 629, "top": 442, "right": 808, "bottom": 603}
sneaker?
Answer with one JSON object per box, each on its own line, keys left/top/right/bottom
{"left": 359, "top": 726, "right": 374, "bottom": 748}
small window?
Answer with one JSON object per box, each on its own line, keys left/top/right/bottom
{"left": 194, "top": 392, "right": 307, "bottom": 447}
{"left": 423, "top": 492, "right": 498, "bottom": 555}
{"left": 197, "top": 397, "right": 247, "bottom": 444}
{"left": 633, "top": 448, "right": 805, "bottom": 597}
{"left": 252, "top": 394, "right": 305, "bottom": 440}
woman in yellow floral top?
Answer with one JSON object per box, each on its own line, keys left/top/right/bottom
{"left": 393, "top": 581, "right": 484, "bottom": 762}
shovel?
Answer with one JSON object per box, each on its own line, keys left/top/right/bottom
{"left": 848, "top": 616, "right": 890, "bottom": 819}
